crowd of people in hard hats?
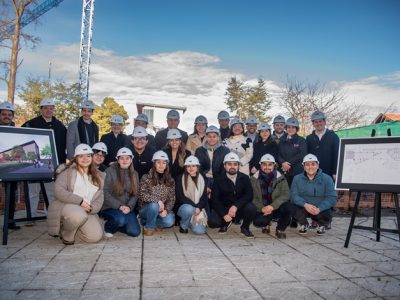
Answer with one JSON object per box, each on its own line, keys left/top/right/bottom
{"left": 0, "top": 99, "right": 339, "bottom": 244}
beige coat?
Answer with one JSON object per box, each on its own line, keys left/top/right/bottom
{"left": 47, "top": 165, "right": 105, "bottom": 237}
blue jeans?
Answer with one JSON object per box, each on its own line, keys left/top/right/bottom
{"left": 177, "top": 204, "right": 207, "bottom": 235}
{"left": 99, "top": 208, "right": 141, "bottom": 237}
{"left": 139, "top": 202, "right": 175, "bottom": 230}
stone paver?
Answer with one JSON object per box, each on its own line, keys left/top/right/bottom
{"left": 0, "top": 215, "right": 399, "bottom": 299}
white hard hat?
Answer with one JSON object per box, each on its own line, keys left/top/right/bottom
{"left": 116, "top": 147, "right": 133, "bottom": 159}
{"left": 74, "top": 143, "right": 93, "bottom": 156}
{"left": 259, "top": 154, "right": 276, "bottom": 164}
{"left": 223, "top": 152, "right": 240, "bottom": 164}
{"left": 286, "top": 117, "right": 300, "bottom": 128}
{"left": 245, "top": 115, "right": 259, "bottom": 125}
{"left": 302, "top": 154, "right": 319, "bottom": 165}
{"left": 152, "top": 150, "right": 169, "bottom": 162}
{"left": 184, "top": 155, "right": 200, "bottom": 166}
{"left": 311, "top": 111, "right": 326, "bottom": 121}
{"left": 135, "top": 113, "right": 148, "bottom": 123}
{"left": 194, "top": 115, "right": 208, "bottom": 124}
{"left": 230, "top": 118, "right": 244, "bottom": 127}
{"left": 81, "top": 100, "right": 95, "bottom": 110}
{"left": 92, "top": 142, "right": 108, "bottom": 154}
{"left": 39, "top": 98, "right": 55, "bottom": 107}
{"left": 132, "top": 126, "right": 148, "bottom": 137}
{"left": 110, "top": 114, "right": 124, "bottom": 124}
{"left": 167, "top": 128, "right": 182, "bottom": 139}
{"left": 167, "top": 109, "right": 180, "bottom": 120}
{"left": 206, "top": 125, "right": 220, "bottom": 135}
{"left": 0, "top": 101, "right": 15, "bottom": 112}
{"left": 258, "top": 122, "right": 271, "bottom": 131}
{"left": 217, "top": 110, "right": 230, "bottom": 120}
{"left": 273, "top": 115, "right": 285, "bottom": 124}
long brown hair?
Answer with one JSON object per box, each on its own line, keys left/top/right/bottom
{"left": 149, "top": 162, "right": 174, "bottom": 187}
{"left": 183, "top": 165, "right": 200, "bottom": 190}
{"left": 58, "top": 156, "right": 101, "bottom": 187}
{"left": 166, "top": 140, "right": 187, "bottom": 167}
{"left": 113, "top": 162, "right": 137, "bottom": 196}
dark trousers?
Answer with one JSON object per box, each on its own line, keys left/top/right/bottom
{"left": 253, "top": 202, "right": 294, "bottom": 231}
{"left": 293, "top": 205, "right": 332, "bottom": 227}
{"left": 99, "top": 208, "right": 141, "bottom": 237}
{"left": 208, "top": 202, "right": 257, "bottom": 229}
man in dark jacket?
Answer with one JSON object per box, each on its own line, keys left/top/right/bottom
{"left": 217, "top": 110, "right": 230, "bottom": 141}
{"left": 272, "top": 115, "right": 286, "bottom": 144}
{"left": 100, "top": 114, "right": 130, "bottom": 166}
{"left": 209, "top": 152, "right": 257, "bottom": 237}
{"left": 306, "top": 111, "right": 339, "bottom": 181}
{"left": 155, "top": 109, "right": 188, "bottom": 150}
{"left": 134, "top": 113, "right": 156, "bottom": 149}
{"left": 127, "top": 126, "right": 156, "bottom": 180}
{"left": 22, "top": 98, "right": 67, "bottom": 217}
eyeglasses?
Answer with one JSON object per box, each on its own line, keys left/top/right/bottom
{"left": 94, "top": 152, "right": 105, "bottom": 157}
{"left": 133, "top": 137, "right": 146, "bottom": 141}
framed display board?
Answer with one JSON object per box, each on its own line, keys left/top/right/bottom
{"left": 0, "top": 126, "right": 58, "bottom": 182}
{"left": 336, "top": 137, "right": 400, "bottom": 193}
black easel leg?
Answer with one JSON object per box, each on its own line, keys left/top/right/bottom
{"left": 40, "top": 181, "right": 49, "bottom": 210}
{"left": 344, "top": 191, "right": 361, "bottom": 248}
{"left": 376, "top": 193, "right": 381, "bottom": 242}
{"left": 2, "top": 183, "right": 11, "bottom": 245}
{"left": 24, "top": 182, "right": 32, "bottom": 219}
{"left": 393, "top": 193, "right": 400, "bottom": 242}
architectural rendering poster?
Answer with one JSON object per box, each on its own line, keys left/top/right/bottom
{"left": 336, "top": 137, "right": 400, "bottom": 193}
{"left": 0, "top": 126, "right": 58, "bottom": 182}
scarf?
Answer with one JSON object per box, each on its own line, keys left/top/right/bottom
{"left": 258, "top": 170, "right": 276, "bottom": 206}
{"left": 77, "top": 116, "right": 98, "bottom": 146}
{"left": 182, "top": 174, "right": 207, "bottom": 226}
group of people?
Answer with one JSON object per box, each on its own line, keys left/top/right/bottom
{"left": 0, "top": 98, "right": 339, "bottom": 244}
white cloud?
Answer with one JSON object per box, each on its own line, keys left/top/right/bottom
{"left": 3, "top": 45, "right": 400, "bottom": 131}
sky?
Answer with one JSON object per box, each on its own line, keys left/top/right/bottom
{"left": 1, "top": 0, "right": 399, "bottom": 132}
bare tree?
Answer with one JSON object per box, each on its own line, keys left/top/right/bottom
{"left": 0, "top": 0, "right": 40, "bottom": 104}
{"left": 280, "top": 77, "right": 365, "bottom": 135}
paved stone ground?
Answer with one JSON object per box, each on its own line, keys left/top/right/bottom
{"left": 0, "top": 215, "right": 399, "bottom": 300}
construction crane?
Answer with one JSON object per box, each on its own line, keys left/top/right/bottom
{"left": 0, "top": 0, "right": 65, "bottom": 41}
{"left": 78, "top": 0, "right": 95, "bottom": 101}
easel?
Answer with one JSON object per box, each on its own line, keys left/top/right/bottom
{"left": 344, "top": 128, "right": 400, "bottom": 247}
{"left": 2, "top": 180, "right": 50, "bottom": 245}
{"left": 344, "top": 191, "right": 400, "bottom": 247}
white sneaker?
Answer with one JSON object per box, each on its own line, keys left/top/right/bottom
{"left": 104, "top": 232, "right": 114, "bottom": 238}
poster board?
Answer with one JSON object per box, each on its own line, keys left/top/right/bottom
{"left": 335, "top": 137, "right": 400, "bottom": 193}
{"left": 0, "top": 126, "right": 58, "bottom": 182}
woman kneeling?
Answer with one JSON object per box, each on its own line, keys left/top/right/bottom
{"left": 48, "top": 144, "right": 105, "bottom": 245}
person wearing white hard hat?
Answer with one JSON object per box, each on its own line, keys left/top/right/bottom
{"left": 0, "top": 101, "right": 20, "bottom": 229}
{"left": 186, "top": 115, "right": 208, "bottom": 155}
{"left": 291, "top": 154, "right": 337, "bottom": 235}
{"left": 208, "top": 152, "right": 257, "bottom": 237}
{"left": 175, "top": 156, "right": 208, "bottom": 235}
{"left": 155, "top": 109, "right": 188, "bottom": 150}
{"left": 249, "top": 122, "right": 278, "bottom": 175}
{"left": 99, "top": 147, "right": 141, "bottom": 238}
{"left": 100, "top": 114, "right": 129, "bottom": 166}
{"left": 244, "top": 115, "right": 259, "bottom": 143}
{"left": 66, "top": 100, "right": 99, "bottom": 160}
{"left": 134, "top": 113, "right": 156, "bottom": 149}
{"left": 22, "top": 98, "right": 67, "bottom": 217}
{"left": 138, "top": 150, "right": 175, "bottom": 236}
{"left": 306, "top": 111, "right": 339, "bottom": 181}
{"left": 272, "top": 115, "right": 287, "bottom": 144}
{"left": 195, "top": 125, "right": 230, "bottom": 195}
{"left": 217, "top": 110, "right": 230, "bottom": 140}
{"left": 164, "top": 128, "right": 191, "bottom": 181}
{"left": 277, "top": 117, "right": 307, "bottom": 187}
{"left": 127, "top": 126, "right": 156, "bottom": 180}
{"left": 48, "top": 144, "right": 105, "bottom": 245}
{"left": 223, "top": 118, "right": 253, "bottom": 175}
{"left": 92, "top": 142, "right": 108, "bottom": 172}
{"left": 250, "top": 154, "right": 292, "bottom": 239}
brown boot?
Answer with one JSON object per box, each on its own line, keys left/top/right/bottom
{"left": 155, "top": 228, "right": 162, "bottom": 234}
{"left": 144, "top": 229, "right": 154, "bottom": 236}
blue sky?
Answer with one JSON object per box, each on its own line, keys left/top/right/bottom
{"left": 1, "top": 0, "right": 400, "bottom": 131}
